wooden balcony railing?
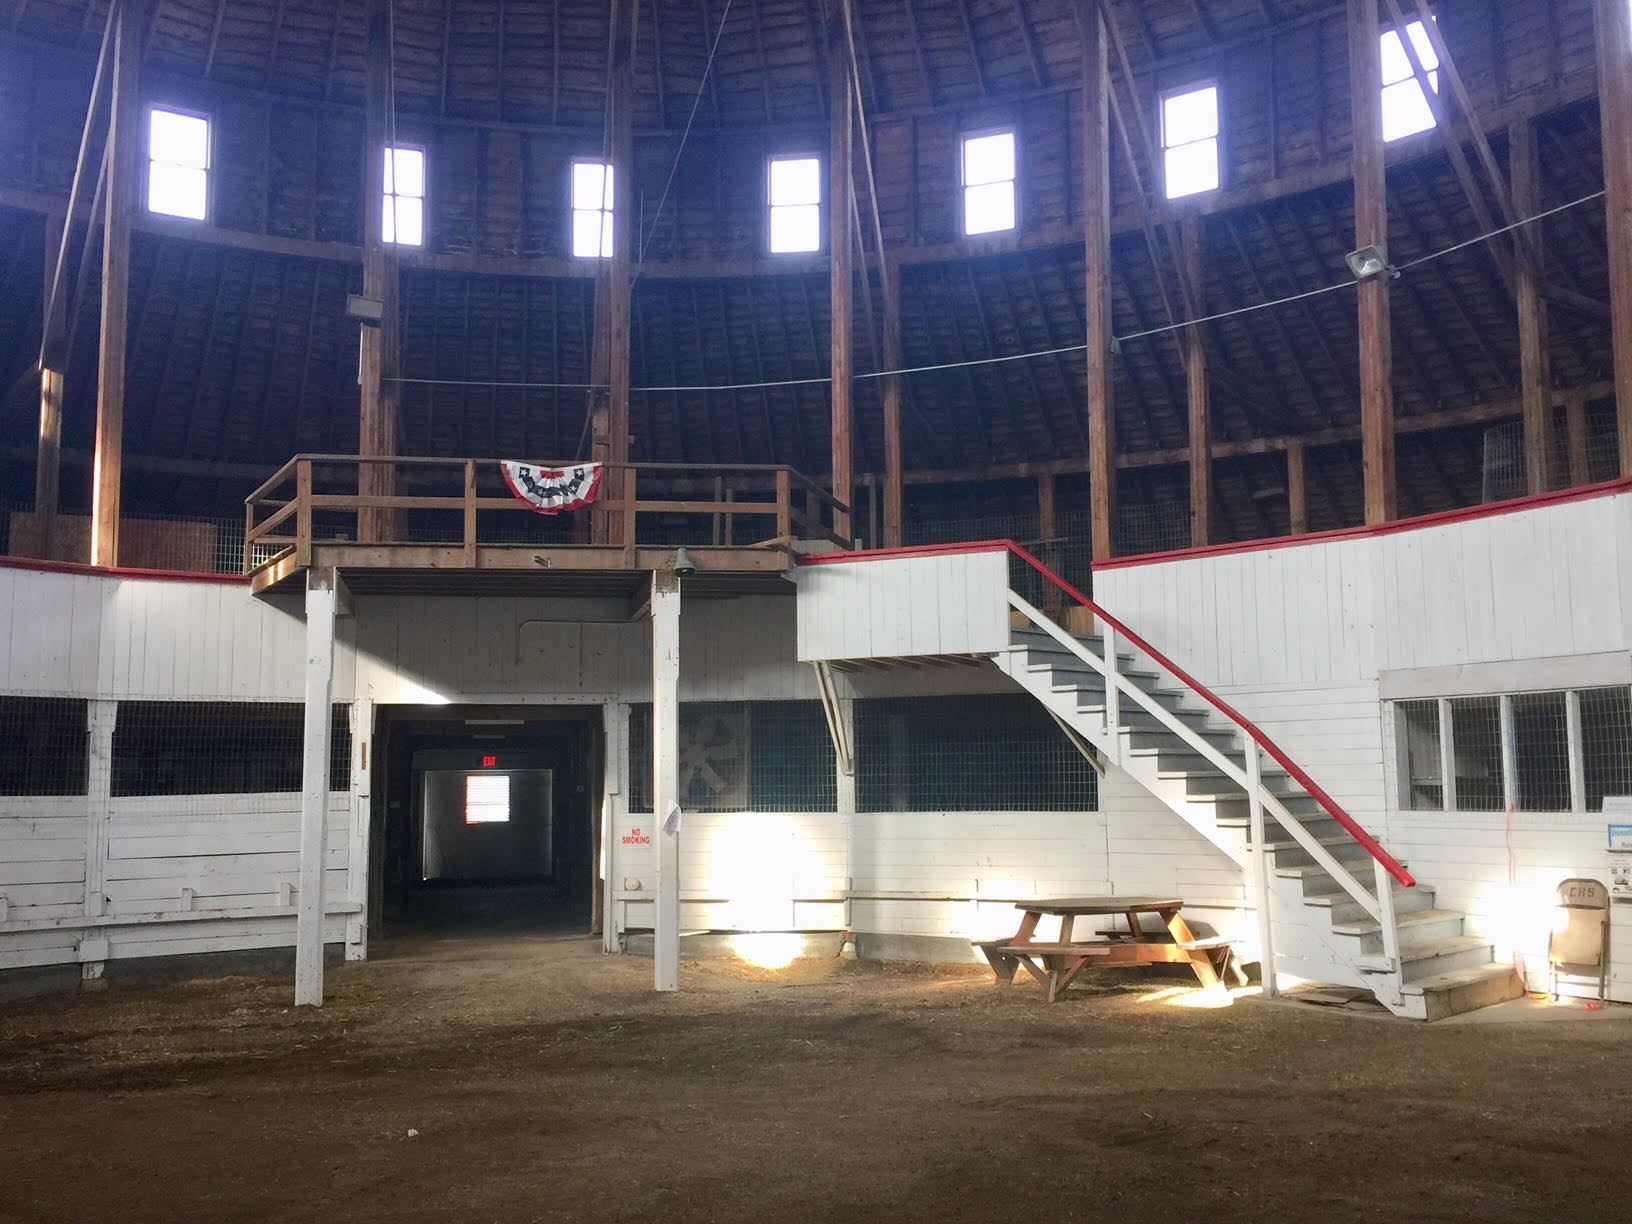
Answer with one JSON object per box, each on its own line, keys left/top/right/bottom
{"left": 243, "top": 454, "right": 852, "bottom": 575}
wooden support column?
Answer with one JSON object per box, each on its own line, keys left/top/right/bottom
{"left": 1082, "top": 2, "right": 1115, "bottom": 561}
{"left": 1511, "top": 119, "right": 1552, "bottom": 493}
{"left": 1564, "top": 389, "right": 1591, "bottom": 486}
{"left": 650, "top": 571, "right": 681, "bottom": 993}
{"left": 882, "top": 258, "right": 904, "bottom": 547}
{"left": 592, "top": 0, "right": 636, "bottom": 544}
{"left": 829, "top": 5, "right": 855, "bottom": 544}
{"left": 1183, "top": 218, "right": 1210, "bottom": 547}
{"left": 359, "top": 0, "right": 401, "bottom": 544}
{"left": 36, "top": 214, "right": 67, "bottom": 560}
{"left": 90, "top": 0, "right": 142, "bottom": 568}
{"left": 1286, "top": 440, "right": 1308, "bottom": 535}
{"left": 1037, "top": 473, "right": 1061, "bottom": 615}
{"left": 1596, "top": 0, "right": 1632, "bottom": 474}
{"left": 295, "top": 568, "right": 339, "bottom": 1007}
{"left": 1349, "top": 0, "right": 1395, "bottom": 523}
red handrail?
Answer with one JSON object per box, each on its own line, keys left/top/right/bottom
{"left": 1000, "top": 540, "right": 1415, "bottom": 888}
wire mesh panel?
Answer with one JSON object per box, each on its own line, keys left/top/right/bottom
{"left": 110, "top": 702, "right": 351, "bottom": 796}
{"left": 1480, "top": 422, "right": 1526, "bottom": 503}
{"left": 1447, "top": 696, "right": 1504, "bottom": 811}
{"left": 0, "top": 697, "right": 89, "bottom": 797}
{"left": 1580, "top": 687, "right": 1632, "bottom": 812}
{"left": 1511, "top": 692, "right": 1571, "bottom": 812}
{"left": 627, "top": 701, "right": 835, "bottom": 814}
{"left": 855, "top": 694, "right": 1098, "bottom": 813}
{"left": 1116, "top": 500, "right": 1189, "bottom": 556}
{"left": 1395, "top": 698, "right": 1443, "bottom": 810}
{"left": 1, "top": 501, "right": 249, "bottom": 575}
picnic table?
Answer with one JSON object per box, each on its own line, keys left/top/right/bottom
{"left": 976, "top": 896, "right": 1241, "bottom": 1003}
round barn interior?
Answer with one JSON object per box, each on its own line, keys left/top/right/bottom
{"left": 0, "top": 0, "right": 1621, "bottom": 568}
{"left": 3, "top": 0, "right": 1632, "bottom": 1218}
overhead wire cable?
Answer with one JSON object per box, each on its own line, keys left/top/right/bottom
{"left": 635, "top": 0, "right": 735, "bottom": 275}
{"left": 385, "top": 187, "right": 1607, "bottom": 395}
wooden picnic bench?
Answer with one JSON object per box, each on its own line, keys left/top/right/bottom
{"left": 976, "top": 896, "right": 1242, "bottom": 1003}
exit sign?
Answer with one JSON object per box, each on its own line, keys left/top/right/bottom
{"left": 481, "top": 754, "right": 497, "bottom": 768}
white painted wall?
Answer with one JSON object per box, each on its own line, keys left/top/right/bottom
{"left": 0, "top": 560, "right": 1244, "bottom": 979}
{"left": 1096, "top": 488, "right": 1632, "bottom": 1001}
{"left": 795, "top": 549, "right": 1010, "bottom": 661}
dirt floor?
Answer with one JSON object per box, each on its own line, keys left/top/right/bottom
{"left": 0, "top": 936, "right": 1626, "bottom": 1224}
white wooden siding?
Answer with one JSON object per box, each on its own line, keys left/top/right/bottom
{"left": 795, "top": 551, "right": 1009, "bottom": 662}
{"left": 1096, "top": 488, "right": 1632, "bottom": 1000}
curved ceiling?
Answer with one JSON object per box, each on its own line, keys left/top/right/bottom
{"left": 13, "top": 0, "right": 1333, "bottom": 131}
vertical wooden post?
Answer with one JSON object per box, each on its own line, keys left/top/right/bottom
{"left": 91, "top": 0, "right": 142, "bottom": 568}
{"left": 1037, "top": 473, "right": 1060, "bottom": 616}
{"left": 650, "top": 572, "right": 682, "bottom": 993}
{"left": 882, "top": 257, "right": 904, "bottom": 547}
{"left": 359, "top": 0, "right": 401, "bottom": 544}
{"left": 1511, "top": 119, "right": 1552, "bottom": 494}
{"left": 604, "top": 0, "right": 636, "bottom": 544}
{"left": 295, "top": 568, "right": 338, "bottom": 1007}
{"left": 622, "top": 467, "right": 638, "bottom": 565}
{"left": 1349, "top": 0, "right": 1395, "bottom": 523}
{"left": 1082, "top": 3, "right": 1115, "bottom": 561}
{"left": 829, "top": 3, "right": 855, "bottom": 545}
{"left": 296, "top": 459, "right": 314, "bottom": 564}
{"left": 462, "top": 458, "right": 477, "bottom": 564}
{"left": 1286, "top": 440, "right": 1308, "bottom": 535}
{"left": 36, "top": 214, "right": 67, "bottom": 560}
{"left": 776, "top": 468, "right": 792, "bottom": 541}
{"left": 1564, "top": 389, "right": 1591, "bottom": 486}
{"left": 1595, "top": 0, "right": 1632, "bottom": 474}
{"left": 1183, "top": 218, "right": 1211, "bottom": 547}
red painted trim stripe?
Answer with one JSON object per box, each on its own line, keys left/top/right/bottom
{"left": 0, "top": 556, "right": 249, "bottom": 585}
{"left": 797, "top": 540, "right": 1009, "bottom": 565}
{"left": 1095, "top": 477, "right": 1632, "bottom": 571}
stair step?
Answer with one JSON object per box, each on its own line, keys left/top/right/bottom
{"left": 1399, "top": 963, "right": 1522, "bottom": 997}
{"left": 1357, "top": 934, "right": 1493, "bottom": 977}
{"left": 1328, "top": 908, "right": 1465, "bottom": 938}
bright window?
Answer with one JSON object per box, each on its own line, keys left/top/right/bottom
{"left": 1379, "top": 20, "right": 1440, "bottom": 142}
{"left": 767, "top": 155, "right": 821, "bottom": 253}
{"left": 147, "top": 107, "right": 210, "bottom": 221}
{"left": 961, "top": 130, "right": 1016, "bottom": 235}
{"left": 464, "top": 773, "right": 511, "bottom": 824}
{"left": 572, "top": 160, "right": 615, "bottom": 258}
{"left": 383, "top": 145, "right": 425, "bottom": 247}
{"left": 1161, "top": 84, "right": 1219, "bottom": 199}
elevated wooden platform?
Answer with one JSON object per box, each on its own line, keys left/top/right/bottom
{"left": 245, "top": 455, "right": 848, "bottom": 597}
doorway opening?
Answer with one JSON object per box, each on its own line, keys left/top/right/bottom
{"left": 370, "top": 704, "right": 605, "bottom": 945}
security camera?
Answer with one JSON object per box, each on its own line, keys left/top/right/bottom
{"left": 672, "top": 546, "right": 698, "bottom": 577}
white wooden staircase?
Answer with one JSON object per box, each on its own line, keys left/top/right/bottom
{"left": 994, "top": 596, "right": 1523, "bottom": 1021}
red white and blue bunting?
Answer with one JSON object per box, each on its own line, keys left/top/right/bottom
{"left": 499, "top": 461, "right": 604, "bottom": 515}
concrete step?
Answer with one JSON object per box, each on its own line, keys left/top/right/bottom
{"left": 1329, "top": 908, "right": 1467, "bottom": 954}
{"left": 1400, "top": 963, "right": 1525, "bottom": 1021}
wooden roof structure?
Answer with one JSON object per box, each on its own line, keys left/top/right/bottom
{"left": 0, "top": 0, "right": 1627, "bottom": 559}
